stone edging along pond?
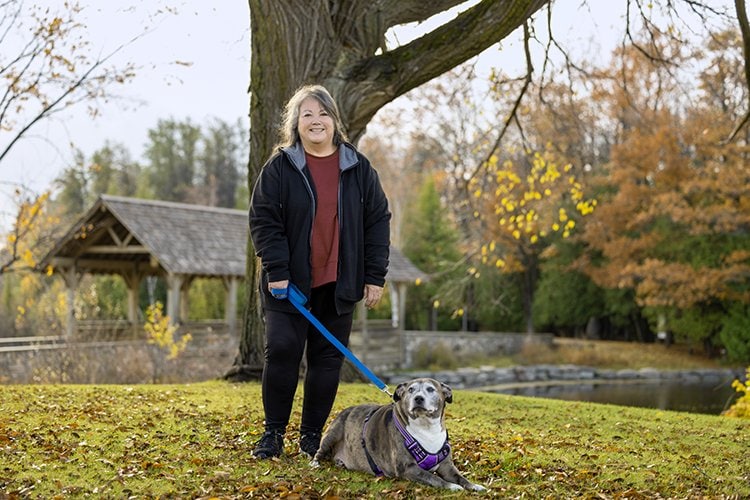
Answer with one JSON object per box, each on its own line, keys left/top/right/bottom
{"left": 381, "top": 365, "right": 746, "bottom": 391}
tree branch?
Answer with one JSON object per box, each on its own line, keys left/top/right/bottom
{"left": 380, "top": 0, "right": 467, "bottom": 28}
{"left": 0, "top": 31, "right": 141, "bottom": 164}
{"left": 466, "top": 21, "right": 534, "bottom": 184}
{"left": 336, "top": 0, "right": 550, "bottom": 139}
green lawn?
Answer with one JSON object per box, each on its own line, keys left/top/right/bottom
{"left": 1, "top": 381, "right": 748, "bottom": 498}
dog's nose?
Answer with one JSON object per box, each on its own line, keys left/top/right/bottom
{"left": 414, "top": 395, "right": 424, "bottom": 406}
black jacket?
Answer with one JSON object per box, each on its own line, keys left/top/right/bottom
{"left": 250, "top": 141, "right": 391, "bottom": 315}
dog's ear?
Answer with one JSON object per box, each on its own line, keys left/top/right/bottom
{"left": 440, "top": 382, "right": 453, "bottom": 404}
{"left": 393, "top": 382, "right": 407, "bottom": 402}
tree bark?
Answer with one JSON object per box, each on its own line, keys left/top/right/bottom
{"left": 226, "top": 0, "right": 550, "bottom": 380}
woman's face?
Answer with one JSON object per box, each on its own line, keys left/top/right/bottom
{"left": 297, "top": 97, "right": 335, "bottom": 152}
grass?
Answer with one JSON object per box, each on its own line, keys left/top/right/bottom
{"left": 1, "top": 380, "right": 748, "bottom": 498}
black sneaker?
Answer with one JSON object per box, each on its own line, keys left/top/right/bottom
{"left": 253, "top": 430, "right": 284, "bottom": 459}
{"left": 299, "top": 431, "right": 321, "bottom": 458}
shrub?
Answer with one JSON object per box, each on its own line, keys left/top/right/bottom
{"left": 720, "top": 303, "right": 750, "bottom": 363}
{"left": 412, "top": 342, "right": 459, "bottom": 370}
{"left": 723, "top": 367, "right": 750, "bottom": 419}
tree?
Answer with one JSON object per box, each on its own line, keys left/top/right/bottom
{"left": 469, "top": 147, "right": 596, "bottom": 333}
{"left": 574, "top": 31, "right": 750, "bottom": 352}
{"left": 197, "top": 119, "right": 247, "bottom": 209}
{"left": 1, "top": 189, "right": 54, "bottom": 275}
{"left": 144, "top": 119, "right": 201, "bottom": 203}
{"left": 402, "top": 175, "right": 464, "bottom": 330}
{"left": 89, "top": 143, "right": 142, "bottom": 199}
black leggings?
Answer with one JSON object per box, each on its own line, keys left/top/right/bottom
{"left": 261, "top": 283, "right": 353, "bottom": 434}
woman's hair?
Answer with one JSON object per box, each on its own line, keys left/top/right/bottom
{"left": 276, "top": 84, "right": 348, "bottom": 149}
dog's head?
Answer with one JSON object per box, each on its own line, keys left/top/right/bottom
{"left": 393, "top": 378, "right": 452, "bottom": 419}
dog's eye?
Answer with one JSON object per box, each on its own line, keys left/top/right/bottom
{"left": 408, "top": 387, "right": 415, "bottom": 393}
{"left": 426, "top": 386, "right": 435, "bottom": 393}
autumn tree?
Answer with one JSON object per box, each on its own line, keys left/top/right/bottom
{"left": 468, "top": 146, "right": 596, "bottom": 333}
{"left": 575, "top": 31, "right": 750, "bottom": 356}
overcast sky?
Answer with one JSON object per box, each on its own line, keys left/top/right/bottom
{"left": 0, "top": 1, "right": 731, "bottom": 232}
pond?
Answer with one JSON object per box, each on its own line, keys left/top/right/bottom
{"left": 491, "top": 379, "right": 740, "bottom": 415}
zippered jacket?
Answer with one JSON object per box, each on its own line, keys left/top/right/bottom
{"left": 250, "top": 141, "right": 391, "bottom": 315}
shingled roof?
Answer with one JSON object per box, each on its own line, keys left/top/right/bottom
{"left": 42, "top": 195, "right": 427, "bottom": 283}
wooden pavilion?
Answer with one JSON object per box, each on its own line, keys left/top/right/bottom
{"left": 40, "top": 195, "right": 427, "bottom": 339}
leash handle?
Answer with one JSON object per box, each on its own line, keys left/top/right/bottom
{"left": 285, "top": 283, "right": 391, "bottom": 396}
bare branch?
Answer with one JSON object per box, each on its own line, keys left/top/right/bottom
{"left": 624, "top": 0, "right": 673, "bottom": 64}
{"left": 466, "top": 21, "right": 535, "bottom": 184}
{"left": 0, "top": 1, "right": 145, "bottom": 165}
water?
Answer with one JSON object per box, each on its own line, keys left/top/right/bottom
{"left": 492, "top": 379, "right": 740, "bottom": 415}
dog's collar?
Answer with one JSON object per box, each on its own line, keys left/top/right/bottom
{"left": 392, "top": 410, "right": 451, "bottom": 471}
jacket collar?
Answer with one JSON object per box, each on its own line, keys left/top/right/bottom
{"left": 282, "top": 141, "right": 359, "bottom": 172}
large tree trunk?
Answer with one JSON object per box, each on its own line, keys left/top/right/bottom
{"left": 225, "top": 0, "right": 550, "bottom": 381}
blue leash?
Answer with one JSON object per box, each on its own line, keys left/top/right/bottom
{"left": 271, "top": 283, "right": 392, "bottom": 397}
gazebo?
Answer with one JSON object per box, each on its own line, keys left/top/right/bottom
{"left": 40, "top": 195, "right": 427, "bottom": 339}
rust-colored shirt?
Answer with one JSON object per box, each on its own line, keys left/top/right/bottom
{"left": 307, "top": 151, "right": 340, "bottom": 287}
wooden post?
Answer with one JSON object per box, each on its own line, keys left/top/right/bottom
{"left": 397, "top": 282, "right": 408, "bottom": 367}
{"left": 224, "top": 277, "right": 239, "bottom": 338}
{"left": 180, "top": 276, "right": 192, "bottom": 324}
{"left": 63, "top": 266, "right": 79, "bottom": 340}
{"left": 397, "top": 282, "right": 407, "bottom": 331}
{"left": 123, "top": 270, "right": 142, "bottom": 338}
{"left": 389, "top": 284, "right": 399, "bottom": 328}
{"left": 166, "top": 274, "right": 183, "bottom": 325}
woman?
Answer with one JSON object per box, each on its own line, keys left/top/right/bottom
{"left": 249, "top": 84, "right": 391, "bottom": 459}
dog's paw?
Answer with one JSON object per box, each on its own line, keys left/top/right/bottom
{"left": 447, "top": 484, "right": 464, "bottom": 491}
{"left": 309, "top": 459, "right": 320, "bottom": 468}
{"left": 469, "top": 483, "right": 487, "bottom": 492}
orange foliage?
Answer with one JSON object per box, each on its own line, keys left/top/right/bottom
{"left": 577, "top": 35, "right": 750, "bottom": 310}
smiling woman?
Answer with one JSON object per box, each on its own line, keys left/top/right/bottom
{"left": 248, "top": 83, "right": 391, "bottom": 460}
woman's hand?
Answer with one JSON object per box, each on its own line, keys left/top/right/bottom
{"left": 363, "top": 284, "right": 383, "bottom": 309}
{"left": 269, "top": 280, "right": 290, "bottom": 299}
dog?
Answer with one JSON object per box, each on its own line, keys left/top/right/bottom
{"left": 311, "top": 378, "right": 486, "bottom": 491}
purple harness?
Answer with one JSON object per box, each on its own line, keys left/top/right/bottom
{"left": 392, "top": 412, "right": 451, "bottom": 470}
{"left": 362, "top": 408, "right": 451, "bottom": 476}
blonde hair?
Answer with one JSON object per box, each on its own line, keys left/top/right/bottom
{"left": 276, "top": 84, "right": 348, "bottom": 149}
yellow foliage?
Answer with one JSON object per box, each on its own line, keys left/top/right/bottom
{"left": 144, "top": 302, "right": 192, "bottom": 360}
{"left": 723, "top": 367, "right": 750, "bottom": 419}
{"left": 473, "top": 147, "right": 597, "bottom": 274}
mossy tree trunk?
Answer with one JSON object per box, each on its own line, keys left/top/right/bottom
{"left": 225, "top": 0, "right": 550, "bottom": 381}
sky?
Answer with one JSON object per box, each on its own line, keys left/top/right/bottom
{"left": 0, "top": 0, "right": 733, "bottom": 232}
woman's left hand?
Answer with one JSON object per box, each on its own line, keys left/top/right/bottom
{"left": 364, "top": 284, "right": 384, "bottom": 309}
